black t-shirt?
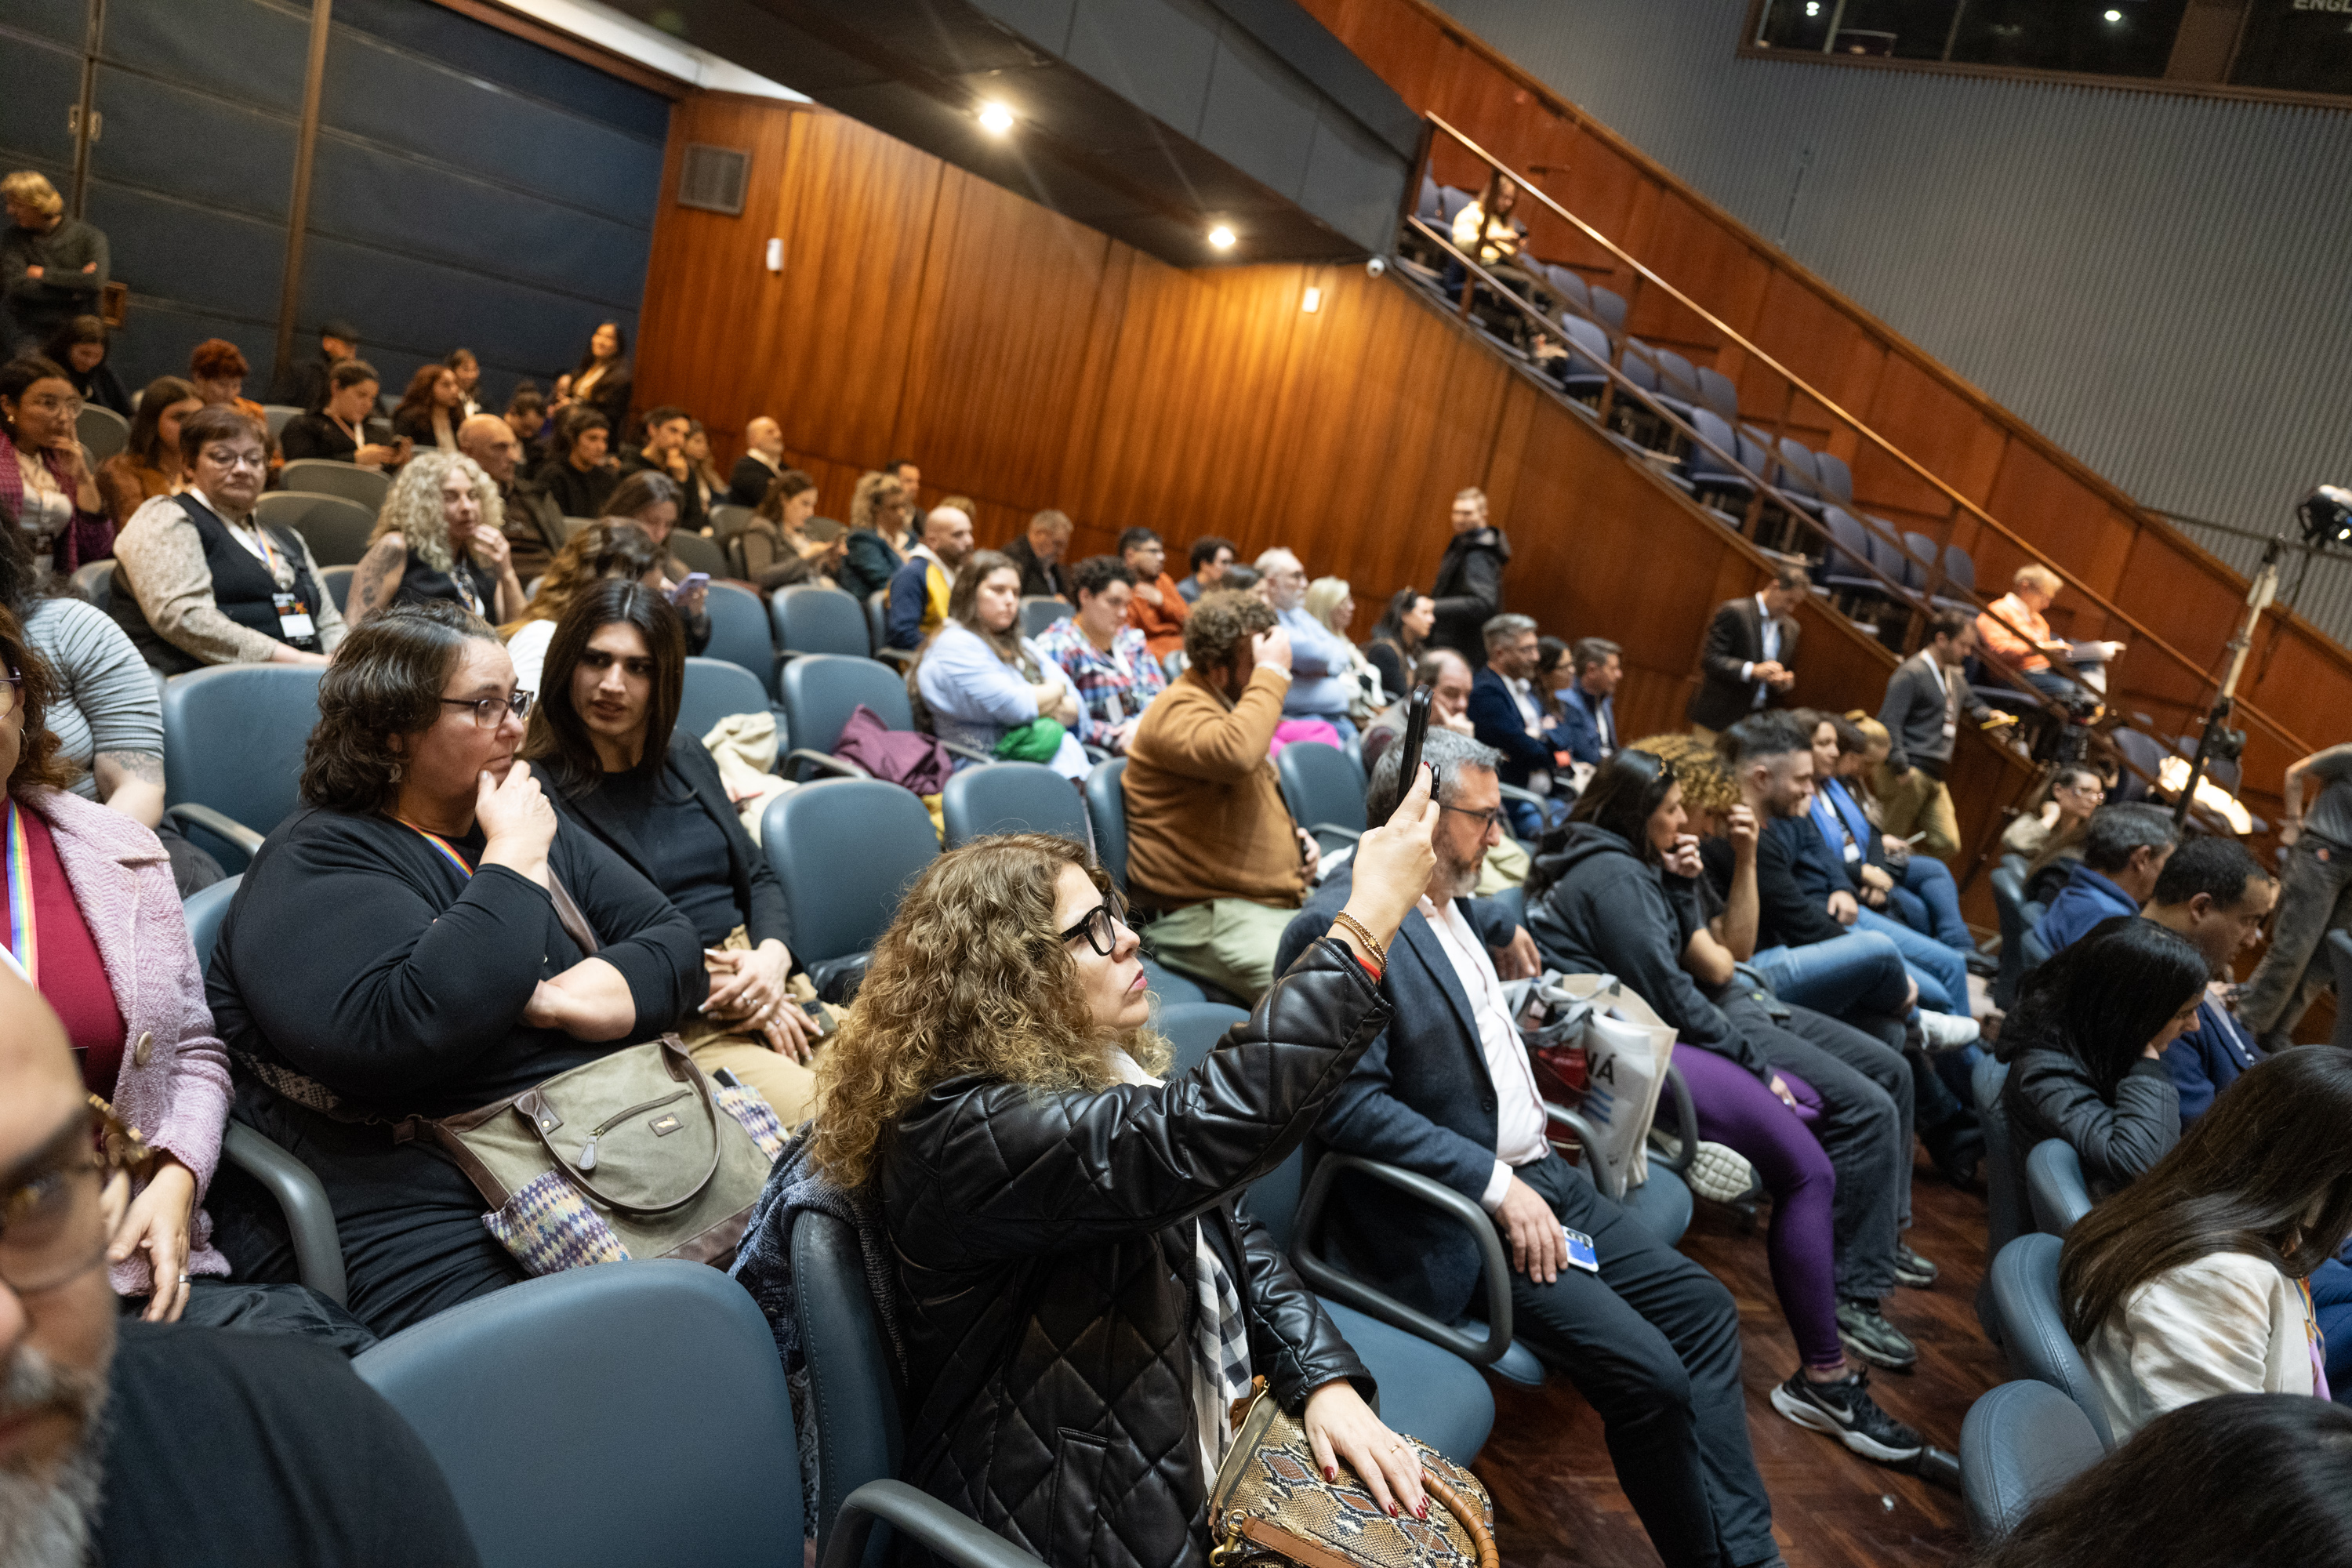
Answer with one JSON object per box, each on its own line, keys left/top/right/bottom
{"left": 93, "top": 1321, "right": 481, "bottom": 1567}
{"left": 599, "top": 761, "right": 742, "bottom": 946}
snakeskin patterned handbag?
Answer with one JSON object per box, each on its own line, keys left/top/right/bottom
{"left": 1207, "top": 1377, "right": 1497, "bottom": 1568}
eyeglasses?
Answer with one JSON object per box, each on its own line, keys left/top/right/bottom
{"left": 1439, "top": 804, "right": 1508, "bottom": 836}
{"left": 0, "top": 672, "right": 20, "bottom": 719}
{"left": 440, "top": 690, "right": 534, "bottom": 729}
{"left": 200, "top": 447, "right": 269, "bottom": 472}
{"left": 1059, "top": 891, "right": 1131, "bottom": 957}
{"left": 17, "top": 391, "right": 82, "bottom": 419}
{"left": 2, "top": 1098, "right": 151, "bottom": 1299}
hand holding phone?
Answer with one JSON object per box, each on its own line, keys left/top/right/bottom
{"left": 668, "top": 572, "right": 710, "bottom": 606}
{"left": 1396, "top": 684, "right": 1433, "bottom": 793}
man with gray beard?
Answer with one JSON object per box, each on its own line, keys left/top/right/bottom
{"left": 0, "top": 971, "right": 477, "bottom": 1568}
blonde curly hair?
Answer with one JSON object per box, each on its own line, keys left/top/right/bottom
{"left": 368, "top": 448, "right": 506, "bottom": 575}
{"left": 1627, "top": 731, "right": 1740, "bottom": 820}
{"left": 848, "top": 470, "right": 906, "bottom": 536}
{"left": 808, "top": 833, "right": 1168, "bottom": 1190}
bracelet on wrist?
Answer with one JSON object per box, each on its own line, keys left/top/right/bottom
{"left": 1330, "top": 911, "right": 1388, "bottom": 975}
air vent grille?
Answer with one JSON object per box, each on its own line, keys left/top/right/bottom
{"left": 677, "top": 143, "right": 750, "bottom": 216}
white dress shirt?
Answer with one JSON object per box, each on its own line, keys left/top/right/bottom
{"left": 1740, "top": 593, "right": 1781, "bottom": 706}
{"left": 1416, "top": 895, "right": 1549, "bottom": 1210}
{"left": 1507, "top": 675, "right": 1552, "bottom": 794}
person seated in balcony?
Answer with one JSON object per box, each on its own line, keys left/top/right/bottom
{"left": 1976, "top": 563, "right": 2120, "bottom": 710}
{"left": 527, "top": 580, "right": 822, "bottom": 1123}
{"left": 1443, "top": 170, "right": 1552, "bottom": 324}
{"left": 2060, "top": 1048, "right": 2352, "bottom": 1442}
{"left": 499, "top": 518, "right": 668, "bottom": 696}
{"left": 735, "top": 466, "right": 839, "bottom": 592}
{"left": 278, "top": 359, "right": 402, "bottom": 470}
{"left": 112, "top": 405, "right": 343, "bottom": 672}
{"left": 1257, "top": 547, "right": 1353, "bottom": 735}
{"left": 96, "top": 376, "right": 201, "bottom": 528}
{"left": 837, "top": 469, "right": 913, "bottom": 602}
{"left": 728, "top": 415, "right": 786, "bottom": 507}
{"left": 42, "top": 314, "right": 130, "bottom": 418}
{"left": 1000, "top": 506, "right": 1072, "bottom": 601}
{"left": 208, "top": 601, "right": 704, "bottom": 1334}
{"left": 346, "top": 449, "right": 524, "bottom": 629}
{"left": 389, "top": 363, "right": 463, "bottom": 455}
{"left": 911, "top": 550, "right": 1086, "bottom": 779}
{"left": 534, "top": 406, "right": 619, "bottom": 522}
{"left": 805, "top": 782, "right": 1442, "bottom": 1568}
{"left": 884, "top": 503, "right": 973, "bottom": 651}
{"left": 1033, "top": 554, "right": 1167, "bottom": 755}
{"left": 1179, "top": 534, "right": 1235, "bottom": 604}
{"left": 2036, "top": 803, "right": 2178, "bottom": 953}
{"left": 1287, "top": 732, "right": 1788, "bottom": 1568}
{"left": 1120, "top": 527, "right": 1189, "bottom": 662}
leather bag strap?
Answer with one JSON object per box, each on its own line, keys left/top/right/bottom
{"left": 1420, "top": 1472, "right": 1497, "bottom": 1568}
{"left": 547, "top": 869, "right": 600, "bottom": 955}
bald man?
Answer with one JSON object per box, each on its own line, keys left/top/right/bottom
{"left": 884, "top": 503, "right": 974, "bottom": 650}
{"left": 0, "top": 971, "right": 479, "bottom": 1566}
{"left": 728, "top": 416, "right": 787, "bottom": 507}
{"left": 458, "top": 412, "right": 564, "bottom": 580}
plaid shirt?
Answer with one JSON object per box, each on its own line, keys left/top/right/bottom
{"left": 1034, "top": 617, "right": 1168, "bottom": 746}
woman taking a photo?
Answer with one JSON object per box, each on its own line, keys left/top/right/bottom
{"left": 807, "top": 769, "right": 1445, "bottom": 1568}
{"left": 390, "top": 362, "right": 465, "bottom": 453}
{"left": 499, "top": 518, "right": 667, "bottom": 695}
{"left": 1998, "top": 915, "right": 2205, "bottom": 1196}
{"left": 347, "top": 449, "right": 524, "bottom": 626}
{"left": 526, "top": 581, "right": 821, "bottom": 1122}
{"left": 0, "top": 604, "right": 230, "bottom": 1321}
{"left": 1363, "top": 586, "right": 1432, "bottom": 702}
{"left": 208, "top": 601, "right": 704, "bottom": 1334}
{"left": 912, "top": 549, "right": 1087, "bottom": 779}
{"left": 2060, "top": 1047, "right": 2352, "bottom": 1440}
{"left": 96, "top": 374, "right": 201, "bottom": 526}
{"left": 734, "top": 466, "right": 837, "bottom": 592}
{"left": 1, "top": 355, "right": 109, "bottom": 584}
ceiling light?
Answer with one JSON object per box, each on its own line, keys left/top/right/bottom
{"left": 2103, "top": 8, "right": 2122, "bottom": 17}
{"left": 1804, "top": 2, "right": 1820, "bottom": 14}
{"left": 977, "top": 101, "right": 1014, "bottom": 136}
{"left": 1208, "top": 225, "right": 1236, "bottom": 249}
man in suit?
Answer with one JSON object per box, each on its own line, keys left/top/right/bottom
{"left": 1279, "top": 730, "right": 1784, "bottom": 1568}
{"left": 1688, "top": 564, "right": 1807, "bottom": 736}
{"left": 458, "top": 413, "right": 564, "bottom": 582}
{"left": 1466, "top": 612, "right": 1563, "bottom": 840}
{"left": 1428, "top": 486, "right": 1511, "bottom": 663}
{"left": 728, "top": 416, "right": 786, "bottom": 507}
{"left": 1875, "top": 609, "right": 2013, "bottom": 858}
{"left": 1555, "top": 636, "right": 1621, "bottom": 767}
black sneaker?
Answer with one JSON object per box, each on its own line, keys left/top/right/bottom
{"left": 1894, "top": 1244, "right": 1938, "bottom": 1289}
{"left": 1771, "top": 1367, "right": 1927, "bottom": 1465}
{"left": 1835, "top": 1299, "right": 1918, "bottom": 1370}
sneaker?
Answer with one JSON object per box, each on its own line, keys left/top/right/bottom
{"left": 1835, "top": 1299, "right": 1918, "bottom": 1370}
{"left": 1916, "top": 1009, "right": 1980, "bottom": 1053}
{"left": 1922, "top": 1120, "right": 1984, "bottom": 1187}
{"left": 1964, "top": 949, "right": 1999, "bottom": 978}
{"left": 1771, "top": 1367, "right": 1927, "bottom": 1465}
{"left": 1894, "top": 1244, "right": 1938, "bottom": 1289}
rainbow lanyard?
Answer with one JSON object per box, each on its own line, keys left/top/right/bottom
{"left": 396, "top": 818, "right": 474, "bottom": 880}
{"left": 2302, "top": 1277, "right": 2332, "bottom": 1402}
{"left": 2, "top": 800, "right": 34, "bottom": 984}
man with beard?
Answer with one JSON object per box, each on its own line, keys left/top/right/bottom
{"left": 0, "top": 971, "right": 477, "bottom": 1568}
{"left": 1278, "top": 730, "right": 1785, "bottom": 1568}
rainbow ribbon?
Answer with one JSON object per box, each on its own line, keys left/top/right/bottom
{"left": 4, "top": 800, "right": 34, "bottom": 984}
{"left": 397, "top": 819, "right": 475, "bottom": 880}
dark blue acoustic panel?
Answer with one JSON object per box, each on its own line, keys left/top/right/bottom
{"left": 107, "top": 302, "right": 277, "bottom": 394}
{"left": 0, "top": 32, "right": 82, "bottom": 169}
{"left": 328, "top": 0, "right": 671, "bottom": 142}
{"left": 0, "top": 0, "right": 88, "bottom": 48}
{"left": 90, "top": 65, "right": 299, "bottom": 223}
{"left": 100, "top": 0, "right": 312, "bottom": 114}
{"left": 85, "top": 185, "right": 290, "bottom": 321}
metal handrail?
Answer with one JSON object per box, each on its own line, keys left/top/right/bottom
{"left": 1419, "top": 114, "right": 2310, "bottom": 761}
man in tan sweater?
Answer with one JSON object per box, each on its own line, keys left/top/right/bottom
{"left": 1123, "top": 589, "right": 1316, "bottom": 1000}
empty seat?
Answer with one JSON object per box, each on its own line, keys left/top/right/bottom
{"left": 1769, "top": 438, "right": 1825, "bottom": 518}
{"left": 1544, "top": 263, "right": 1591, "bottom": 321}
{"left": 1682, "top": 410, "right": 1756, "bottom": 510}
{"left": 1988, "top": 1232, "right": 2114, "bottom": 1449}
{"left": 320, "top": 564, "right": 354, "bottom": 608}
{"left": 1083, "top": 757, "right": 1130, "bottom": 891}
{"left": 1975, "top": 1055, "right": 2020, "bottom": 1340}
{"left": 1960, "top": 1380, "right": 2104, "bottom": 1542}
{"left": 1018, "top": 596, "right": 1072, "bottom": 638}
{"left": 1812, "top": 449, "right": 1854, "bottom": 508}
{"left": 278, "top": 458, "right": 390, "bottom": 511}
{"left": 1695, "top": 366, "right": 1739, "bottom": 423}
{"left": 668, "top": 531, "right": 728, "bottom": 579}
{"left": 760, "top": 778, "right": 938, "bottom": 999}
{"left": 678, "top": 657, "right": 772, "bottom": 742}
{"left": 161, "top": 664, "right": 323, "bottom": 869}
{"left": 1276, "top": 739, "right": 1367, "bottom": 855}
{"left": 260, "top": 403, "right": 302, "bottom": 444}
{"left": 1414, "top": 172, "right": 1441, "bottom": 222}
{"left": 707, "top": 501, "right": 755, "bottom": 541}
{"left": 1902, "top": 531, "right": 1941, "bottom": 597}
{"left": 2027, "top": 1138, "right": 2092, "bottom": 1236}
{"left": 252, "top": 490, "right": 374, "bottom": 568}
{"left": 777, "top": 652, "right": 989, "bottom": 778}
{"left": 78, "top": 403, "right": 129, "bottom": 461}
{"left": 939, "top": 760, "right": 1091, "bottom": 850}
{"left": 1933, "top": 543, "right": 1978, "bottom": 614}
{"left": 699, "top": 580, "right": 779, "bottom": 697}
{"left": 771, "top": 584, "right": 871, "bottom": 661}
{"left": 1818, "top": 507, "right": 1882, "bottom": 600}
{"left": 1651, "top": 347, "right": 1701, "bottom": 423}
{"left": 1551, "top": 315, "right": 1613, "bottom": 403}
{"left": 1588, "top": 285, "right": 1627, "bottom": 334}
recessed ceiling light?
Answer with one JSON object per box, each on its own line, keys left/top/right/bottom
{"left": 1208, "top": 225, "right": 1236, "bottom": 249}
{"left": 977, "top": 101, "right": 1014, "bottom": 136}
{"left": 2103, "top": 7, "right": 2122, "bottom": 17}
{"left": 1804, "top": 2, "right": 1820, "bottom": 14}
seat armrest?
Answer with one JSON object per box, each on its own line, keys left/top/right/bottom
{"left": 163, "top": 803, "right": 265, "bottom": 857}
{"left": 1303, "top": 822, "right": 1363, "bottom": 844}
{"left": 822, "top": 1480, "right": 1046, "bottom": 1568}
{"left": 873, "top": 648, "right": 916, "bottom": 671}
{"left": 939, "top": 741, "right": 997, "bottom": 768}
{"left": 220, "top": 1120, "right": 347, "bottom": 1307}
{"left": 1291, "top": 1152, "right": 1513, "bottom": 1367}
{"left": 785, "top": 749, "right": 869, "bottom": 782}
{"left": 1641, "top": 1065, "right": 1699, "bottom": 1176}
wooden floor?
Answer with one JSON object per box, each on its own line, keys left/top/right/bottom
{"left": 1473, "top": 1149, "right": 2005, "bottom": 1568}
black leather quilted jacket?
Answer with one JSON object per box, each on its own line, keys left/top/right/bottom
{"left": 881, "top": 938, "right": 1391, "bottom": 1568}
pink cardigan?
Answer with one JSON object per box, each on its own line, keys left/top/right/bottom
{"left": 28, "top": 787, "right": 231, "bottom": 1294}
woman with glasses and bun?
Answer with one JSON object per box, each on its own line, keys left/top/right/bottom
{"left": 525, "top": 580, "right": 821, "bottom": 1124}
{"left": 206, "top": 601, "right": 703, "bottom": 1335}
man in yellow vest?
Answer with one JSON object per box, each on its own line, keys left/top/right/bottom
{"left": 884, "top": 502, "right": 973, "bottom": 648}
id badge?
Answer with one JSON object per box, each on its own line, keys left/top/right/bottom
{"left": 1561, "top": 1226, "right": 1599, "bottom": 1274}
{"left": 273, "top": 590, "right": 317, "bottom": 641}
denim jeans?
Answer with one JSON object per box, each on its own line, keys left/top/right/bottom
{"left": 1748, "top": 931, "right": 1912, "bottom": 1018}
{"left": 1854, "top": 907, "right": 1969, "bottom": 1014}
{"left": 1886, "top": 855, "right": 1972, "bottom": 953}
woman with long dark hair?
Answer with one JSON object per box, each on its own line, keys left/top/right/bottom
{"left": 499, "top": 517, "right": 666, "bottom": 695}
{"left": 2058, "top": 1048, "right": 2352, "bottom": 1439}
{"left": 0, "top": 354, "right": 109, "bottom": 582}
{"left": 1526, "top": 749, "right": 1933, "bottom": 1463}
{"left": 556, "top": 319, "right": 631, "bottom": 431}
{"left": 911, "top": 547, "right": 1087, "bottom": 778}
{"left": 40, "top": 314, "right": 131, "bottom": 417}
{"left": 524, "top": 579, "right": 820, "bottom": 1121}
{"left": 1998, "top": 915, "right": 2204, "bottom": 1196}
{"left": 735, "top": 466, "right": 837, "bottom": 591}
{"left": 1364, "top": 586, "right": 1432, "bottom": 707}
{"left": 390, "top": 362, "right": 464, "bottom": 453}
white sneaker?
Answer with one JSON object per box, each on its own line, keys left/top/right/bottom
{"left": 1653, "top": 1134, "right": 1756, "bottom": 1203}
{"left": 1918, "top": 1010, "right": 1980, "bottom": 1053}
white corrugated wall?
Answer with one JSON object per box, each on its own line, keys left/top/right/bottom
{"left": 1434, "top": 0, "right": 2352, "bottom": 645}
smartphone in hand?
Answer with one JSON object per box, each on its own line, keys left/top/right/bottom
{"left": 1396, "top": 684, "right": 1433, "bottom": 799}
{"left": 668, "top": 572, "right": 710, "bottom": 605}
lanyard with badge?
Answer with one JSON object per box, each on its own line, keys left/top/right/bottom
{"left": 1925, "top": 655, "right": 1958, "bottom": 741}
{"left": 232, "top": 521, "right": 320, "bottom": 647}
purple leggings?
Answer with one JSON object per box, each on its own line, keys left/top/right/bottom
{"left": 1672, "top": 1044, "right": 1844, "bottom": 1370}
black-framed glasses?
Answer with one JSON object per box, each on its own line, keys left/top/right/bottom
{"left": 1439, "top": 804, "right": 1508, "bottom": 836}
{"left": 1, "top": 1098, "right": 151, "bottom": 1298}
{"left": 1059, "top": 891, "right": 1131, "bottom": 957}
{"left": 440, "top": 690, "right": 534, "bottom": 729}
{"left": 0, "top": 672, "right": 20, "bottom": 719}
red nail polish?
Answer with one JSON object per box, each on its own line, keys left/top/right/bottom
{"left": 1417, "top": 1503, "right": 1428, "bottom": 1520}
{"left": 1388, "top": 1506, "right": 1400, "bottom": 1518}
{"left": 1325, "top": 1467, "right": 1337, "bottom": 1482}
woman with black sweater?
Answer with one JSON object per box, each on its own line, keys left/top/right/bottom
{"left": 208, "top": 601, "right": 703, "bottom": 1334}
{"left": 526, "top": 581, "right": 822, "bottom": 1123}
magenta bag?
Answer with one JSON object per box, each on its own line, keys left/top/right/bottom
{"left": 833, "top": 704, "right": 955, "bottom": 795}
{"left": 1268, "top": 719, "right": 1342, "bottom": 758}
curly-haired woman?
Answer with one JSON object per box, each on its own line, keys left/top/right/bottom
{"left": 345, "top": 448, "right": 524, "bottom": 628}
{"left": 807, "top": 764, "right": 1443, "bottom": 1568}
{"left": 837, "top": 469, "right": 911, "bottom": 601}
{"left": 207, "top": 601, "right": 703, "bottom": 1333}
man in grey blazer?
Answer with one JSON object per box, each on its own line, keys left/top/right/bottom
{"left": 1876, "top": 608, "right": 2013, "bottom": 858}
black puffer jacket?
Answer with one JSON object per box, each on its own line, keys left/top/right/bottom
{"left": 881, "top": 939, "right": 1388, "bottom": 1568}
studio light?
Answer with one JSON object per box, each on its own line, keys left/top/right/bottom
{"left": 2103, "top": 9, "right": 2122, "bottom": 20}
{"left": 2299, "top": 485, "right": 2352, "bottom": 551}
{"left": 1207, "top": 225, "right": 1236, "bottom": 249}
{"left": 977, "top": 101, "right": 1015, "bottom": 136}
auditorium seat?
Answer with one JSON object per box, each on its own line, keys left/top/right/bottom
{"left": 278, "top": 458, "right": 390, "bottom": 512}
{"left": 72, "top": 558, "right": 112, "bottom": 614}
{"left": 1550, "top": 314, "right": 1613, "bottom": 405}
{"left": 1990, "top": 858, "right": 2035, "bottom": 1011}
{"left": 777, "top": 653, "right": 993, "bottom": 779}
{"left": 78, "top": 403, "right": 129, "bottom": 462}
{"left": 1987, "top": 1233, "right": 2114, "bottom": 1450}
{"left": 939, "top": 760, "right": 1091, "bottom": 850}
{"left": 707, "top": 502, "right": 754, "bottom": 542}
{"left": 1960, "top": 1379, "right": 2103, "bottom": 1541}
{"left": 253, "top": 490, "right": 374, "bottom": 568}
{"left": 864, "top": 589, "right": 913, "bottom": 670}
{"left": 1544, "top": 263, "right": 1592, "bottom": 321}
{"left": 1683, "top": 411, "right": 1758, "bottom": 514}
{"left": 1695, "top": 366, "right": 1740, "bottom": 423}
{"left": 1818, "top": 507, "right": 1883, "bottom": 605}
{"left": 1018, "top": 596, "right": 1073, "bottom": 637}
{"left": 354, "top": 1261, "right": 806, "bottom": 1568}
{"left": 699, "top": 580, "right": 780, "bottom": 698}
{"left": 761, "top": 778, "right": 938, "bottom": 1001}
{"left": 1769, "top": 438, "right": 1828, "bottom": 520}
{"left": 1276, "top": 739, "right": 1366, "bottom": 857}
{"left": 160, "top": 664, "right": 323, "bottom": 869}
{"left": 2331, "top": 931, "right": 2352, "bottom": 1051}
{"left": 1974, "top": 1055, "right": 2020, "bottom": 1342}
{"left": 771, "top": 584, "right": 872, "bottom": 662}
{"left": 1083, "top": 758, "right": 1131, "bottom": 891}
{"left": 1933, "top": 542, "right": 1979, "bottom": 614}
{"left": 1811, "top": 449, "right": 1855, "bottom": 510}
{"left": 2026, "top": 1138, "right": 2092, "bottom": 1236}
{"left": 320, "top": 564, "right": 353, "bottom": 608}
{"left": 1588, "top": 285, "right": 1628, "bottom": 334}
{"left": 678, "top": 657, "right": 773, "bottom": 743}
{"left": 669, "top": 531, "right": 728, "bottom": 579}
{"left": 260, "top": 404, "right": 302, "bottom": 444}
